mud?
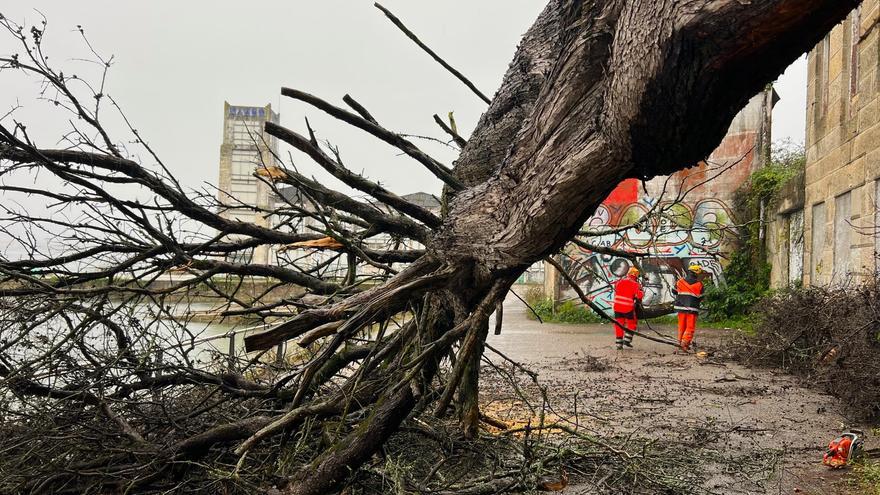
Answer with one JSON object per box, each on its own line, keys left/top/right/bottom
{"left": 481, "top": 295, "right": 876, "bottom": 494}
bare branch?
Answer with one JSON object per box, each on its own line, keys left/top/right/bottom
{"left": 433, "top": 113, "right": 467, "bottom": 148}
{"left": 266, "top": 121, "right": 442, "bottom": 229}
{"left": 374, "top": 2, "right": 492, "bottom": 104}
{"left": 280, "top": 87, "right": 464, "bottom": 190}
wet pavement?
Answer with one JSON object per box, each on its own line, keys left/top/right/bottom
{"left": 481, "top": 294, "right": 873, "bottom": 494}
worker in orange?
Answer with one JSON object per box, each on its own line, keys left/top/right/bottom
{"left": 612, "top": 266, "right": 644, "bottom": 350}
{"left": 672, "top": 264, "right": 705, "bottom": 351}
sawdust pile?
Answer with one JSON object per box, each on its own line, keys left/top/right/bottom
{"left": 734, "top": 285, "right": 880, "bottom": 420}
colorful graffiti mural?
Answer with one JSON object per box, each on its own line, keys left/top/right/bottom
{"left": 562, "top": 197, "right": 736, "bottom": 314}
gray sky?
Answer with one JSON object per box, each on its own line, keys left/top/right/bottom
{"left": 1, "top": 1, "right": 807, "bottom": 199}
{"left": 773, "top": 55, "right": 808, "bottom": 147}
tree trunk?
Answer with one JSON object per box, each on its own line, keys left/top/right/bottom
{"left": 283, "top": 0, "right": 858, "bottom": 492}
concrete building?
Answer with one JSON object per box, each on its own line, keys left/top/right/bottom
{"left": 217, "top": 102, "right": 281, "bottom": 264}
{"left": 549, "top": 89, "right": 776, "bottom": 313}
{"left": 770, "top": 2, "right": 880, "bottom": 288}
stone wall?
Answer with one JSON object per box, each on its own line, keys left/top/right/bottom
{"left": 801, "top": 2, "right": 880, "bottom": 287}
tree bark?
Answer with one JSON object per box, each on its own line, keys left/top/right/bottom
{"left": 286, "top": 387, "right": 415, "bottom": 495}
{"left": 436, "top": 0, "right": 857, "bottom": 272}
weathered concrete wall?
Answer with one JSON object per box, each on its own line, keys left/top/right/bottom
{"left": 802, "top": 2, "right": 880, "bottom": 286}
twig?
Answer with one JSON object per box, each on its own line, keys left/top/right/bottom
{"left": 433, "top": 114, "right": 467, "bottom": 148}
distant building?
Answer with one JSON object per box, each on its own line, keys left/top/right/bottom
{"left": 217, "top": 102, "right": 281, "bottom": 264}
{"left": 770, "top": 3, "right": 880, "bottom": 288}
{"left": 399, "top": 192, "right": 441, "bottom": 212}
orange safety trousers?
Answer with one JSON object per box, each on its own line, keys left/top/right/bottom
{"left": 614, "top": 314, "right": 637, "bottom": 339}
{"left": 677, "top": 312, "right": 697, "bottom": 350}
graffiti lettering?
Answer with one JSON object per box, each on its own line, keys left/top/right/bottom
{"left": 564, "top": 198, "right": 735, "bottom": 314}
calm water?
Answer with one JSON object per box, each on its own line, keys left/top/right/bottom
{"left": 170, "top": 305, "right": 273, "bottom": 366}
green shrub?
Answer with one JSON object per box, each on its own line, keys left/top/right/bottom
{"left": 702, "top": 249, "right": 769, "bottom": 321}
{"left": 551, "top": 300, "right": 603, "bottom": 323}
{"left": 527, "top": 297, "right": 555, "bottom": 321}
{"left": 704, "top": 141, "right": 803, "bottom": 321}
{"left": 852, "top": 460, "right": 880, "bottom": 495}
{"left": 522, "top": 286, "right": 603, "bottom": 324}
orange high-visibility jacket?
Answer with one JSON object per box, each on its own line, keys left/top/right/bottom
{"left": 673, "top": 273, "right": 704, "bottom": 314}
{"left": 613, "top": 276, "right": 644, "bottom": 314}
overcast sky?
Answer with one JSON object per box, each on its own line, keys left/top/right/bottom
{"left": 1, "top": 1, "right": 808, "bottom": 199}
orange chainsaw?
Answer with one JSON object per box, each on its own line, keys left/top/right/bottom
{"left": 823, "top": 430, "right": 865, "bottom": 468}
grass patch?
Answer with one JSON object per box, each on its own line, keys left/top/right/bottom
{"left": 639, "top": 314, "right": 756, "bottom": 333}
{"left": 521, "top": 287, "right": 754, "bottom": 331}
{"left": 522, "top": 286, "right": 603, "bottom": 324}
{"left": 526, "top": 298, "right": 604, "bottom": 324}
{"left": 645, "top": 315, "right": 678, "bottom": 325}
{"left": 852, "top": 460, "right": 880, "bottom": 495}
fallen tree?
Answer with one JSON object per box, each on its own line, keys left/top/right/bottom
{"left": 0, "top": 1, "right": 860, "bottom": 494}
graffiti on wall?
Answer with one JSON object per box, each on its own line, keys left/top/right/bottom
{"left": 562, "top": 198, "right": 736, "bottom": 314}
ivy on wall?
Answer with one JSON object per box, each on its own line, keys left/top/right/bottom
{"left": 703, "top": 140, "right": 805, "bottom": 320}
